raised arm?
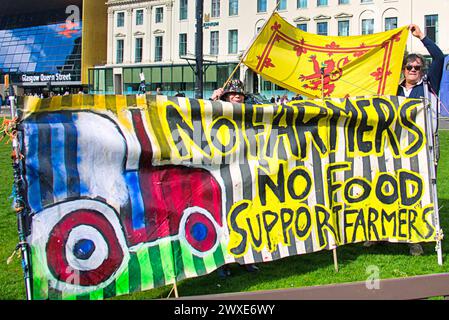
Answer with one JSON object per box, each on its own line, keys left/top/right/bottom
{"left": 410, "top": 24, "right": 445, "bottom": 93}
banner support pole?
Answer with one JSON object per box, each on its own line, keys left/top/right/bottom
{"left": 423, "top": 76, "right": 443, "bottom": 266}
{"left": 167, "top": 282, "right": 180, "bottom": 299}
{"left": 8, "top": 88, "right": 33, "bottom": 299}
{"left": 173, "top": 282, "right": 179, "bottom": 298}
{"left": 321, "top": 68, "right": 339, "bottom": 273}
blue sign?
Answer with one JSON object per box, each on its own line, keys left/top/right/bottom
{"left": 440, "top": 55, "right": 449, "bottom": 117}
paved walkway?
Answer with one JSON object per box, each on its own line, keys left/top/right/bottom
{"left": 439, "top": 117, "right": 449, "bottom": 130}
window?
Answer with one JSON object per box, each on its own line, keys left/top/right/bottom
{"left": 257, "top": 0, "right": 267, "bottom": 12}
{"left": 229, "top": 0, "right": 239, "bottom": 16}
{"left": 425, "top": 14, "right": 438, "bottom": 43}
{"left": 278, "top": 0, "right": 287, "bottom": 10}
{"left": 210, "top": 31, "right": 219, "bottom": 55}
{"left": 361, "top": 0, "right": 372, "bottom": 3}
{"left": 135, "top": 38, "right": 143, "bottom": 63}
{"left": 116, "top": 39, "right": 124, "bottom": 63}
{"left": 317, "top": 22, "right": 328, "bottom": 35}
{"left": 385, "top": 17, "right": 397, "bottom": 31}
{"left": 297, "top": 23, "right": 307, "bottom": 31}
{"left": 117, "top": 12, "right": 125, "bottom": 27}
{"left": 228, "top": 29, "right": 238, "bottom": 54}
{"left": 136, "top": 9, "right": 144, "bottom": 25}
{"left": 297, "top": 0, "right": 307, "bottom": 8}
{"left": 339, "top": 0, "right": 349, "bottom": 4}
{"left": 362, "top": 19, "right": 374, "bottom": 34}
{"left": 155, "top": 7, "right": 164, "bottom": 23}
{"left": 180, "top": 0, "right": 188, "bottom": 20}
{"left": 317, "top": 0, "right": 328, "bottom": 6}
{"left": 179, "top": 33, "right": 187, "bottom": 57}
{"left": 211, "top": 0, "right": 220, "bottom": 17}
{"left": 338, "top": 20, "right": 349, "bottom": 36}
{"left": 155, "top": 36, "right": 163, "bottom": 62}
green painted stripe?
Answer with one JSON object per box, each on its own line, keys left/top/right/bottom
{"left": 31, "top": 249, "right": 48, "bottom": 300}
{"left": 128, "top": 252, "right": 141, "bottom": 294}
{"left": 115, "top": 267, "right": 130, "bottom": 298}
{"left": 203, "top": 250, "right": 218, "bottom": 272}
{"left": 159, "top": 241, "right": 176, "bottom": 284}
{"left": 213, "top": 243, "right": 225, "bottom": 268}
{"left": 179, "top": 241, "right": 196, "bottom": 278}
{"left": 76, "top": 293, "right": 91, "bottom": 300}
{"left": 148, "top": 245, "right": 165, "bottom": 288}
{"left": 61, "top": 291, "right": 77, "bottom": 300}
{"left": 136, "top": 247, "right": 154, "bottom": 291}
{"left": 89, "top": 288, "right": 104, "bottom": 300}
{"left": 171, "top": 240, "right": 186, "bottom": 281}
{"left": 192, "top": 255, "right": 207, "bottom": 276}
{"left": 103, "top": 280, "right": 116, "bottom": 299}
{"left": 47, "top": 284, "right": 62, "bottom": 300}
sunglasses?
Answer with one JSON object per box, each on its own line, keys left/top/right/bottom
{"left": 405, "top": 65, "right": 422, "bottom": 71}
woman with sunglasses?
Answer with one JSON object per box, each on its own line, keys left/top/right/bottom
{"left": 398, "top": 24, "right": 444, "bottom": 257}
{"left": 397, "top": 24, "right": 445, "bottom": 99}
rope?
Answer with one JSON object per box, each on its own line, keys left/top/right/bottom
{"left": 6, "top": 242, "right": 27, "bottom": 265}
{"left": 0, "top": 116, "right": 18, "bottom": 145}
{"left": 333, "top": 77, "right": 380, "bottom": 96}
{"left": 435, "top": 229, "right": 444, "bottom": 242}
{"left": 428, "top": 85, "right": 449, "bottom": 117}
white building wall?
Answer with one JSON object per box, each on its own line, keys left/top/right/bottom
{"left": 105, "top": 0, "right": 449, "bottom": 91}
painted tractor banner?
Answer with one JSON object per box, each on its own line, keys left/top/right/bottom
{"left": 17, "top": 94, "right": 438, "bottom": 300}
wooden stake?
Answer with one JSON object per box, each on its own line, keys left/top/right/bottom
{"left": 167, "top": 282, "right": 180, "bottom": 299}
{"left": 173, "top": 282, "right": 179, "bottom": 298}
{"left": 333, "top": 248, "right": 339, "bottom": 272}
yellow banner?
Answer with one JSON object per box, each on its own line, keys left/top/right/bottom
{"left": 244, "top": 13, "right": 409, "bottom": 98}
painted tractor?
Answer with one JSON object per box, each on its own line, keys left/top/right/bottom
{"left": 26, "top": 108, "right": 223, "bottom": 293}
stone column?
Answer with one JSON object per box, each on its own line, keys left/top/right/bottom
{"left": 144, "top": 4, "right": 152, "bottom": 63}
{"left": 126, "top": 8, "right": 133, "bottom": 64}
{"left": 107, "top": 8, "right": 114, "bottom": 64}
{"left": 166, "top": 1, "right": 174, "bottom": 62}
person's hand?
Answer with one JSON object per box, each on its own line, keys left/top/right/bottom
{"left": 409, "top": 24, "right": 425, "bottom": 40}
{"left": 211, "top": 88, "right": 224, "bottom": 101}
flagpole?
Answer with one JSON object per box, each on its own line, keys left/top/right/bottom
{"left": 320, "top": 67, "right": 339, "bottom": 273}
{"left": 423, "top": 76, "right": 443, "bottom": 266}
{"left": 222, "top": 0, "right": 283, "bottom": 89}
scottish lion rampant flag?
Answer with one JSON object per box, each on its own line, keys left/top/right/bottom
{"left": 243, "top": 13, "right": 409, "bottom": 98}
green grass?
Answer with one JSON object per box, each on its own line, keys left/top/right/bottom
{"left": 1, "top": 131, "right": 448, "bottom": 300}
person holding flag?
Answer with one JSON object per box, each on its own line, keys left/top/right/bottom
{"left": 397, "top": 24, "right": 445, "bottom": 98}
{"left": 211, "top": 79, "right": 260, "bottom": 279}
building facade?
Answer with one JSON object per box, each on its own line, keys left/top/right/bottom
{"left": 91, "top": 0, "right": 449, "bottom": 98}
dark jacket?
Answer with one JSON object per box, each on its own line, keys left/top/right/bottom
{"left": 397, "top": 36, "right": 445, "bottom": 98}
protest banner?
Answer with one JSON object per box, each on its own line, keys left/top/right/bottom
{"left": 16, "top": 94, "right": 440, "bottom": 299}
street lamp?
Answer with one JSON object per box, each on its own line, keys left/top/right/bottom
{"left": 195, "top": 0, "right": 204, "bottom": 99}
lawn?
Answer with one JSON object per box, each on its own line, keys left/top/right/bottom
{"left": 1, "top": 130, "right": 448, "bottom": 300}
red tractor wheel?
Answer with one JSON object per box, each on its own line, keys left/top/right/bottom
{"left": 31, "top": 200, "right": 129, "bottom": 293}
{"left": 180, "top": 207, "right": 221, "bottom": 256}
